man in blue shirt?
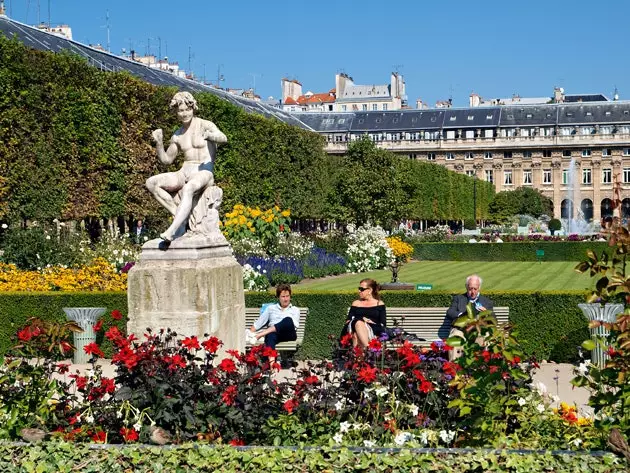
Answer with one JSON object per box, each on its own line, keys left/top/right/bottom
{"left": 445, "top": 274, "right": 494, "bottom": 360}
{"left": 248, "top": 283, "right": 299, "bottom": 349}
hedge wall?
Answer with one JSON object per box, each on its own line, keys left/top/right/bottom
{"left": 0, "top": 444, "right": 625, "bottom": 472}
{"left": 413, "top": 241, "right": 609, "bottom": 262}
{"left": 0, "top": 291, "right": 590, "bottom": 363}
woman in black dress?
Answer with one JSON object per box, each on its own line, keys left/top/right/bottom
{"left": 345, "top": 278, "right": 386, "bottom": 348}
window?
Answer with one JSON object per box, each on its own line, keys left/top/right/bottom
{"left": 427, "top": 152, "right": 436, "bottom": 161}
{"left": 603, "top": 168, "right": 612, "bottom": 184}
{"left": 341, "top": 105, "right": 347, "bottom": 112}
{"left": 362, "top": 104, "right": 368, "bottom": 111}
{"left": 449, "top": 116, "right": 457, "bottom": 121}
{"left": 408, "top": 153, "right": 418, "bottom": 159}
{"left": 605, "top": 111, "right": 612, "bottom": 116}
{"left": 582, "top": 168, "right": 592, "bottom": 185}
{"left": 602, "top": 148, "right": 612, "bottom": 157}
{"left": 624, "top": 168, "right": 630, "bottom": 184}
{"left": 485, "top": 170, "right": 494, "bottom": 183}
{"left": 486, "top": 114, "right": 493, "bottom": 119}
{"left": 624, "top": 148, "right": 630, "bottom": 156}
{"left": 467, "top": 115, "right": 474, "bottom": 121}
{"left": 543, "top": 150, "right": 552, "bottom": 158}
{"left": 372, "top": 104, "right": 378, "bottom": 111}
{"left": 562, "top": 170, "right": 569, "bottom": 185}
{"left": 392, "top": 118, "right": 399, "bottom": 123}
{"left": 543, "top": 169, "right": 552, "bottom": 184}
{"left": 504, "top": 151, "right": 513, "bottom": 159}
{"left": 383, "top": 104, "right": 388, "bottom": 111}
{"left": 523, "top": 170, "right": 532, "bottom": 185}
{"left": 466, "top": 170, "right": 475, "bottom": 177}
{"left": 484, "top": 151, "right": 493, "bottom": 159}
{"left": 562, "top": 150, "right": 572, "bottom": 157}
{"left": 446, "top": 152, "right": 455, "bottom": 160}
{"left": 504, "top": 170, "right": 513, "bottom": 185}
{"left": 523, "top": 151, "right": 532, "bottom": 158}
{"left": 526, "top": 113, "right": 533, "bottom": 118}
{"left": 465, "top": 152, "right": 474, "bottom": 160}
{"left": 582, "top": 149, "right": 591, "bottom": 157}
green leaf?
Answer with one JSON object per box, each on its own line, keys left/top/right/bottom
{"left": 446, "top": 336, "right": 463, "bottom": 347}
{"left": 581, "top": 339, "right": 596, "bottom": 351}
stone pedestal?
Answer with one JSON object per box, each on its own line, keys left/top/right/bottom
{"left": 127, "top": 234, "right": 245, "bottom": 356}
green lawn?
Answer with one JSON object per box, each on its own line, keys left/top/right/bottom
{"left": 294, "top": 261, "right": 594, "bottom": 292}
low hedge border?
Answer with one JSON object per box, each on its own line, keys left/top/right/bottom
{"left": 412, "top": 241, "right": 609, "bottom": 261}
{"left": 0, "top": 291, "right": 590, "bottom": 362}
{"left": 0, "top": 443, "right": 625, "bottom": 472}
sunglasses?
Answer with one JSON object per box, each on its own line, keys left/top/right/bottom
{"left": 358, "top": 286, "right": 370, "bottom": 292}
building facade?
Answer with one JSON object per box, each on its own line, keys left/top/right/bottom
{"left": 296, "top": 101, "right": 630, "bottom": 222}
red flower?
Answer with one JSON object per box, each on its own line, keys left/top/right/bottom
{"left": 226, "top": 349, "right": 242, "bottom": 360}
{"left": 91, "top": 431, "right": 106, "bottom": 443}
{"left": 420, "top": 380, "right": 435, "bottom": 393}
{"left": 357, "top": 365, "right": 378, "bottom": 383}
{"left": 262, "top": 346, "right": 278, "bottom": 358}
{"left": 105, "top": 326, "right": 123, "bottom": 342}
{"left": 340, "top": 333, "right": 353, "bottom": 347}
{"left": 304, "top": 375, "right": 319, "bottom": 385}
{"left": 93, "top": 320, "right": 103, "bottom": 332}
{"left": 70, "top": 374, "right": 88, "bottom": 390}
{"left": 167, "top": 354, "right": 187, "bottom": 371}
{"left": 120, "top": 427, "right": 139, "bottom": 442}
{"left": 60, "top": 341, "right": 73, "bottom": 353}
{"left": 221, "top": 385, "right": 238, "bottom": 406}
{"left": 368, "top": 338, "right": 382, "bottom": 352}
{"left": 229, "top": 438, "right": 245, "bottom": 446}
{"left": 111, "top": 310, "right": 123, "bottom": 320}
{"left": 412, "top": 369, "right": 426, "bottom": 382}
{"left": 271, "top": 362, "right": 281, "bottom": 371}
{"left": 489, "top": 365, "right": 499, "bottom": 374}
{"left": 182, "top": 336, "right": 200, "bottom": 350}
{"left": 279, "top": 225, "right": 285, "bottom": 232}
{"left": 56, "top": 363, "right": 70, "bottom": 374}
{"left": 218, "top": 358, "right": 237, "bottom": 374}
{"left": 481, "top": 350, "right": 491, "bottom": 363}
{"left": 442, "top": 361, "right": 461, "bottom": 377}
{"left": 283, "top": 398, "right": 299, "bottom": 414}
{"left": 112, "top": 346, "right": 139, "bottom": 370}
{"left": 101, "top": 377, "right": 115, "bottom": 393}
{"left": 244, "top": 351, "right": 259, "bottom": 367}
{"left": 83, "top": 342, "right": 104, "bottom": 358}
{"left": 17, "top": 327, "right": 33, "bottom": 342}
{"left": 202, "top": 336, "right": 222, "bottom": 353}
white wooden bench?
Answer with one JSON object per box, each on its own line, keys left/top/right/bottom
{"left": 245, "top": 307, "right": 308, "bottom": 351}
{"left": 386, "top": 306, "right": 509, "bottom": 345}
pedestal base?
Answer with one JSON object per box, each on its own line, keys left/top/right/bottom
{"left": 380, "top": 282, "right": 415, "bottom": 291}
{"left": 127, "top": 238, "right": 245, "bottom": 357}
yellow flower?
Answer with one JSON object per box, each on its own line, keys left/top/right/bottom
{"left": 281, "top": 210, "right": 290, "bottom": 217}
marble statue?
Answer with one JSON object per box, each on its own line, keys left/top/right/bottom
{"left": 147, "top": 91, "right": 228, "bottom": 242}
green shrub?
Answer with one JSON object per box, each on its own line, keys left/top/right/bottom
{"left": 549, "top": 218, "right": 562, "bottom": 235}
{"left": 413, "top": 241, "right": 608, "bottom": 262}
{"left": 463, "top": 219, "right": 477, "bottom": 230}
{"left": 0, "top": 227, "right": 85, "bottom": 270}
{"left": 0, "top": 291, "right": 589, "bottom": 362}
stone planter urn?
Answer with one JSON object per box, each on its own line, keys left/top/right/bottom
{"left": 577, "top": 303, "right": 623, "bottom": 367}
{"left": 63, "top": 307, "right": 106, "bottom": 364}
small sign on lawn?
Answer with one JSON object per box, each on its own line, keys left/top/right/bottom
{"left": 416, "top": 284, "right": 433, "bottom": 291}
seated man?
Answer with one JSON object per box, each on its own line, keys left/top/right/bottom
{"left": 248, "top": 283, "right": 299, "bottom": 350}
{"left": 445, "top": 274, "right": 494, "bottom": 361}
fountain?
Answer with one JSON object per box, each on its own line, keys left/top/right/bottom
{"left": 563, "top": 158, "right": 595, "bottom": 234}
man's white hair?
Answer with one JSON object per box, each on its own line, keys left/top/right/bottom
{"left": 466, "top": 274, "right": 482, "bottom": 288}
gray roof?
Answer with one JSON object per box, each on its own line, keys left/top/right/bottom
{"left": 498, "top": 106, "right": 558, "bottom": 127}
{"left": 0, "top": 16, "right": 311, "bottom": 130}
{"left": 338, "top": 84, "right": 390, "bottom": 101}
{"left": 443, "top": 108, "right": 500, "bottom": 129}
{"left": 294, "top": 113, "right": 355, "bottom": 133}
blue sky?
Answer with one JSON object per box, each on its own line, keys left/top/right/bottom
{"left": 4, "top": 0, "right": 628, "bottom": 107}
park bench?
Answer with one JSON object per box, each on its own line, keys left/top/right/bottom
{"left": 244, "top": 307, "right": 309, "bottom": 351}
{"left": 386, "top": 306, "right": 510, "bottom": 345}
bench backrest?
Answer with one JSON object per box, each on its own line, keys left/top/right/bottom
{"left": 245, "top": 307, "right": 309, "bottom": 350}
{"left": 387, "top": 306, "right": 509, "bottom": 344}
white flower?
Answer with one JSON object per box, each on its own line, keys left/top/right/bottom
{"left": 1, "top": 224, "right": 7, "bottom": 229}
{"left": 570, "top": 438, "right": 583, "bottom": 447}
{"left": 536, "top": 404, "right": 545, "bottom": 413}
{"left": 116, "top": 411, "right": 123, "bottom": 419}
{"left": 363, "top": 440, "right": 376, "bottom": 448}
{"left": 133, "top": 422, "right": 142, "bottom": 431}
{"left": 551, "top": 395, "right": 560, "bottom": 404}
{"left": 339, "top": 421, "right": 351, "bottom": 433}
{"left": 334, "top": 400, "right": 344, "bottom": 411}
{"left": 577, "top": 362, "right": 589, "bottom": 376}
{"left": 374, "top": 386, "right": 388, "bottom": 397}
{"left": 439, "top": 430, "right": 456, "bottom": 444}
{"left": 394, "top": 431, "right": 414, "bottom": 445}
{"left": 85, "top": 414, "right": 95, "bottom": 424}
{"left": 409, "top": 404, "right": 419, "bottom": 416}
{"left": 419, "top": 430, "right": 429, "bottom": 445}
{"left": 333, "top": 432, "right": 343, "bottom": 444}
{"left": 518, "top": 397, "right": 527, "bottom": 407}
{"left": 532, "top": 381, "right": 548, "bottom": 396}
{"left": 45, "top": 235, "right": 51, "bottom": 240}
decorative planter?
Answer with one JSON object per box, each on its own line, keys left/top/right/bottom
{"left": 577, "top": 303, "right": 623, "bottom": 367}
{"left": 63, "top": 307, "right": 106, "bottom": 364}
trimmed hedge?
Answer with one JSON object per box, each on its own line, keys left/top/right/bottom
{"left": 0, "top": 291, "right": 590, "bottom": 363}
{"left": 0, "top": 443, "right": 625, "bottom": 472}
{"left": 413, "top": 241, "right": 609, "bottom": 262}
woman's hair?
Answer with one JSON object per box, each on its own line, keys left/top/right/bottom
{"left": 276, "top": 283, "right": 292, "bottom": 297}
{"left": 170, "top": 91, "right": 198, "bottom": 111}
{"left": 360, "top": 278, "right": 381, "bottom": 300}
